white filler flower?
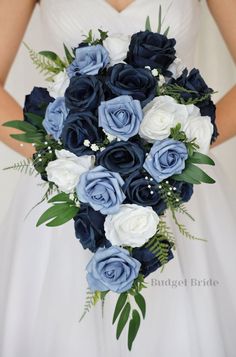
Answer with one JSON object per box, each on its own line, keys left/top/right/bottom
{"left": 48, "top": 70, "right": 70, "bottom": 98}
{"left": 104, "top": 204, "right": 160, "bottom": 248}
{"left": 46, "top": 149, "right": 94, "bottom": 193}
{"left": 139, "top": 95, "right": 199, "bottom": 142}
{"left": 103, "top": 33, "right": 131, "bottom": 66}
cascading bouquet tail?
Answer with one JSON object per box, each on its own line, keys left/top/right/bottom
{"left": 3, "top": 8, "right": 218, "bottom": 350}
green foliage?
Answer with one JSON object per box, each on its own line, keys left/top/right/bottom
{"left": 128, "top": 310, "right": 141, "bottom": 351}
{"left": 2, "top": 119, "right": 45, "bottom": 144}
{"left": 134, "top": 293, "right": 146, "bottom": 319}
{"left": 145, "top": 234, "right": 172, "bottom": 268}
{"left": 3, "top": 158, "right": 37, "bottom": 176}
{"left": 171, "top": 210, "right": 206, "bottom": 241}
{"left": 63, "top": 44, "right": 75, "bottom": 64}
{"left": 173, "top": 161, "right": 215, "bottom": 184}
{"left": 162, "top": 83, "right": 214, "bottom": 105}
{"left": 24, "top": 113, "right": 44, "bottom": 130}
{"left": 116, "top": 302, "right": 131, "bottom": 339}
{"left": 79, "top": 289, "right": 96, "bottom": 322}
{"left": 145, "top": 16, "right": 152, "bottom": 31}
{"left": 158, "top": 220, "right": 176, "bottom": 246}
{"left": 82, "top": 29, "right": 109, "bottom": 45}
{"left": 36, "top": 193, "right": 79, "bottom": 227}
{"left": 113, "top": 293, "right": 128, "bottom": 324}
{"left": 24, "top": 43, "right": 65, "bottom": 81}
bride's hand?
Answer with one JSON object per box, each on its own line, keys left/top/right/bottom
{"left": 0, "top": 0, "right": 37, "bottom": 158}
{"left": 207, "top": 0, "right": 236, "bottom": 147}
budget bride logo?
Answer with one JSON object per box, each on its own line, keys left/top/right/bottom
{"left": 150, "top": 277, "right": 220, "bottom": 288}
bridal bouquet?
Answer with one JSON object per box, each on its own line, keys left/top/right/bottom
{"left": 3, "top": 11, "right": 218, "bottom": 350}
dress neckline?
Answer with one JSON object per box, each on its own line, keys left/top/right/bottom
{"left": 101, "top": 0, "right": 138, "bottom": 14}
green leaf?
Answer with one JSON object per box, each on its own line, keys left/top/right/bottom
{"left": 185, "top": 163, "right": 215, "bottom": 184}
{"left": 172, "top": 172, "right": 201, "bottom": 185}
{"left": 63, "top": 44, "right": 74, "bottom": 64}
{"left": 24, "top": 113, "right": 44, "bottom": 129}
{"left": 10, "top": 132, "right": 44, "bottom": 143}
{"left": 112, "top": 293, "right": 128, "bottom": 324}
{"left": 189, "top": 152, "right": 215, "bottom": 166}
{"left": 163, "top": 26, "right": 170, "bottom": 37}
{"left": 157, "top": 5, "right": 162, "bottom": 33}
{"left": 134, "top": 293, "right": 146, "bottom": 319}
{"left": 116, "top": 302, "right": 131, "bottom": 340}
{"left": 39, "top": 51, "right": 66, "bottom": 68}
{"left": 46, "top": 206, "right": 79, "bottom": 227}
{"left": 36, "top": 203, "right": 78, "bottom": 227}
{"left": 128, "top": 310, "right": 141, "bottom": 351}
{"left": 145, "top": 16, "right": 151, "bottom": 31}
{"left": 2, "top": 120, "right": 37, "bottom": 133}
{"left": 48, "top": 192, "right": 72, "bottom": 204}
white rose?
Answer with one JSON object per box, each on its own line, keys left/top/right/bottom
{"left": 46, "top": 149, "right": 94, "bottom": 193}
{"left": 139, "top": 96, "right": 199, "bottom": 142}
{"left": 103, "top": 34, "right": 131, "bottom": 66}
{"left": 183, "top": 116, "right": 213, "bottom": 154}
{"left": 48, "top": 70, "right": 70, "bottom": 98}
{"left": 167, "top": 58, "right": 185, "bottom": 79}
{"left": 104, "top": 204, "right": 159, "bottom": 248}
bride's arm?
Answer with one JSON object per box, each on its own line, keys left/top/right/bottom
{"left": 207, "top": 0, "right": 236, "bottom": 146}
{"left": 0, "top": 0, "right": 37, "bottom": 157}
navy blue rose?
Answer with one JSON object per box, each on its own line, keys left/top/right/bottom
{"left": 43, "top": 97, "right": 69, "bottom": 140}
{"left": 132, "top": 241, "right": 174, "bottom": 277}
{"left": 67, "top": 45, "right": 110, "bottom": 77}
{"left": 171, "top": 68, "right": 218, "bottom": 142}
{"left": 65, "top": 75, "right": 104, "bottom": 112}
{"left": 98, "top": 95, "right": 143, "bottom": 141}
{"left": 123, "top": 171, "right": 166, "bottom": 215}
{"left": 170, "top": 180, "right": 193, "bottom": 203}
{"left": 61, "top": 111, "right": 103, "bottom": 156}
{"left": 86, "top": 246, "right": 141, "bottom": 293}
{"left": 76, "top": 165, "right": 125, "bottom": 215}
{"left": 96, "top": 140, "right": 145, "bottom": 176}
{"left": 126, "top": 30, "right": 176, "bottom": 73}
{"left": 23, "top": 87, "right": 54, "bottom": 128}
{"left": 144, "top": 139, "right": 188, "bottom": 183}
{"left": 106, "top": 63, "right": 157, "bottom": 107}
{"left": 74, "top": 205, "right": 110, "bottom": 253}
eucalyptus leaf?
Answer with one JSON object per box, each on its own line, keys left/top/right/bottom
{"left": 2, "top": 120, "right": 37, "bottom": 133}
{"left": 39, "top": 51, "right": 66, "bottom": 68}
{"left": 24, "top": 113, "right": 44, "bottom": 129}
{"left": 189, "top": 152, "right": 215, "bottom": 166}
{"left": 10, "top": 133, "right": 44, "bottom": 143}
{"left": 46, "top": 206, "right": 79, "bottom": 227}
{"left": 116, "top": 302, "right": 131, "bottom": 340}
{"left": 128, "top": 310, "right": 141, "bottom": 351}
{"left": 36, "top": 203, "right": 73, "bottom": 227}
{"left": 112, "top": 293, "right": 128, "bottom": 324}
{"left": 185, "top": 163, "right": 215, "bottom": 184}
{"left": 134, "top": 293, "right": 146, "bottom": 319}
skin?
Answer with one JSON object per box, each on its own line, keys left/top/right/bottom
{"left": 0, "top": 0, "right": 235, "bottom": 157}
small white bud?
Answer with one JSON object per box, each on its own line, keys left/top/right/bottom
{"left": 83, "top": 139, "right": 90, "bottom": 147}
{"left": 151, "top": 68, "right": 159, "bottom": 77}
{"left": 91, "top": 144, "right": 99, "bottom": 152}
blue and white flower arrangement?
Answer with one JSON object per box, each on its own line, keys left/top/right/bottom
{"left": 3, "top": 9, "right": 218, "bottom": 351}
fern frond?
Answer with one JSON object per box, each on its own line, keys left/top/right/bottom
{"left": 158, "top": 220, "right": 176, "bottom": 246}
{"left": 3, "top": 158, "right": 37, "bottom": 176}
{"left": 79, "top": 289, "right": 96, "bottom": 322}
{"left": 171, "top": 210, "right": 206, "bottom": 241}
{"left": 24, "top": 43, "right": 61, "bottom": 81}
{"left": 176, "top": 204, "right": 195, "bottom": 221}
{"left": 146, "top": 235, "right": 171, "bottom": 268}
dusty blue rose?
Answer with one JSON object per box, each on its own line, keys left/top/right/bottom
{"left": 86, "top": 246, "right": 141, "bottom": 293}
{"left": 98, "top": 95, "right": 143, "bottom": 141}
{"left": 67, "top": 44, "right": 110, "bottom": 77}
{"left": 144, "top": 139, "right": 188, "bottom": 183}
{"left": 76, "top": 165, "right": 125, "bottom": 215}
{"left": 42, "top": 97, "right": 69, "bottom": 140}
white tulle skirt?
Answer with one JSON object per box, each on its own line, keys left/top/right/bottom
{"left": 0, "top": 154, "right": 236, "bottom": 357}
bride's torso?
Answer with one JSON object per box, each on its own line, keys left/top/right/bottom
{"left": 40, "top": 0, "right": 200, "bottom": 68}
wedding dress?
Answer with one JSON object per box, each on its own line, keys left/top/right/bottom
{"left": 0, "top": 1, "right": 236, "bottom": 356}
